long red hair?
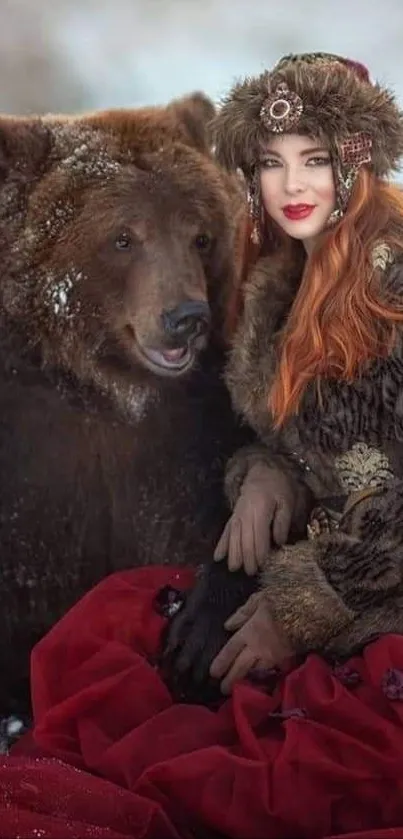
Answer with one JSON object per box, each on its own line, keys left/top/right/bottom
{"left": 229, "top": 168, "right": 403, "bottom": 428}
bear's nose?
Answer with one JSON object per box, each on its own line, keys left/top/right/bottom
{"left": 161, "top": 301, "right": 211, "bottom": 341}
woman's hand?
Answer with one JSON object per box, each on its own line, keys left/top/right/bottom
{"left": 214, "top": 463, "right": 297, "bottom": 575}
{"left": 209, "top": 591, "right": 294, "bottom": 694}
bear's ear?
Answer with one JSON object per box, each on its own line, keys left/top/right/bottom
{"left": 0, "top": 116, "right": 52, "bottom": 181}
{"left": 79, "top": 92, "right": 216, "bottom": 160}
{"left": 166, "top": 92, "right": 216, "bottom": 153}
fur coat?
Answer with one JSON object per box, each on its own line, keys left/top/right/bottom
{"left": 224, "top": 247, "right": 403, "bottom": 660}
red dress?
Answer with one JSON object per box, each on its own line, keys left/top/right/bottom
{"left": 1, "top": 565, "right": 403, "bottom": 839}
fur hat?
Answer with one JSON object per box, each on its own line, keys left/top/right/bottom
{"left": 212, "top": 52, "right": 403, "bottom": 236}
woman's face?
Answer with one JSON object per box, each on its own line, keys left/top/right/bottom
{"left": 259, "top": 134, "right": 337, "bottom": 248}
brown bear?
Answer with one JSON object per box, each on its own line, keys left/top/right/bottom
{"left": 0, "top": 93, "right": 254, "bottom": 713}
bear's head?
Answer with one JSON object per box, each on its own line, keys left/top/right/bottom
{"left": 0, "top": 93, "right": 247, "bottom": 407}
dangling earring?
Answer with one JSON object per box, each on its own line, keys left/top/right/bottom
{"left": 326, "top": 205, "right": 343, "bottom": 227}
{"left": 326, "top": 157, "right": 345, "bottom": 227}
{"left": 247, "top": 169, "right": 265, "bottom": 246}
{"left": 326, "top": 166, "right": 357, "bottom": 227}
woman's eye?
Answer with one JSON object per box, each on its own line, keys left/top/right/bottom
{"left": 260, "top": 158, "right": 280, "bottom": 169}
{"left": 306, "top": 157, "right": 331, "bottom": 166}
{"left": 115, "top": 232, "right": 132, "bottom": 251}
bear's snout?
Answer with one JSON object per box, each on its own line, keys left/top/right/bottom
{"left": 161, "top": 300, "right": 211, "bottom": 343}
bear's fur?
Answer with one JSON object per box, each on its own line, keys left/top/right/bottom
{"left": 0, "top": 93, "right": 250, "bottom": 711}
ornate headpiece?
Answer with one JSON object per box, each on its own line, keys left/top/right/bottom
{"left": 212, "top": 52, "right": 403, "bottom": 243}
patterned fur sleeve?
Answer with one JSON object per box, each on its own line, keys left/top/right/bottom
{"left": 261, "top": 480, "right": 403, "bottom": 658}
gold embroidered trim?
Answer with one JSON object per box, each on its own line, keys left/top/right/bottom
{"left": 334, "top": 442, "right": 394, "bottom": 494}
{"left": 371, "top": 242, "right": 393, "bottom": 272}
{"left": 307, "top": 442, "right": 394, "bottom": 540}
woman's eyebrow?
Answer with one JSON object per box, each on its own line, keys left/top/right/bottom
{"left": 300, "top": 146, "right": 328, "bottom": 155}
{"left": 260, "top": 146, "right": 328, "bottom": 158}
{"left": 261, "top": 149, "right": 281, "bottom": 157}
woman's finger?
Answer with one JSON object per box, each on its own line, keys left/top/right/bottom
{"left": 243, "top": 520, "right": 259, "bottom": 576}
{"left": 272, "top": 502, "right": 292, "bottom": 547}
{"left": 254, "top": 515, "right": 272, "bottom": 569}
{"left": 213, "top": 518, "right": 231, "bottom": 560}
{"left": 224, "top": 593, "right": 261, "bottom": 630}
{"left": 228, "top": 518, "right": 243, "bottom": 572}
{"left": 209, "top": 631, "right": 246, "bottom": 680}
{"left": 220, "top": 647, "right": 259, "bottom": 694}
{"left": 224, "top": 610, "right": 249, "bottom": 631}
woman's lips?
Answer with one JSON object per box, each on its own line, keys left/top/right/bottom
{"left": 282, "top": 204, "right": 316, "bottom": 220}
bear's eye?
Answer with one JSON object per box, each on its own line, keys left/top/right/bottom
{"left": 115, "top": 232, "right": 132, "bottom": 251}
{"left": 194, "top": 233, "right": 212, "bottom": 253}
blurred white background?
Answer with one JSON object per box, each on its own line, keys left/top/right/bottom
{"left": 1, "top": 0, "right": 403, "bottom": 173}
{"left": 1, "top": 0, "right": 402, "bottom": 112}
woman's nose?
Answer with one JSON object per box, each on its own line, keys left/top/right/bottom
{"left": 283, "top": 167, "right": 306, "bottom": 194}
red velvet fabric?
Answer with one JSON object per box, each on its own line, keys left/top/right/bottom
{"left": 1, "top": 565, "right": 403, "bottom": 838}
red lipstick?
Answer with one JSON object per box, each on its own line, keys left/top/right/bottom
{"left": 282, "top": 204, "right": 315, "bottom": 220}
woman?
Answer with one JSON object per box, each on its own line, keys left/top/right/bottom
{"left": 5, "top": 57, "right": 403, "bottom": 838}
{"left": 209, "top": 52, "right": 403, "bottom": 692}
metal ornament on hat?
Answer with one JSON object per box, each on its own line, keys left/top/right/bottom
{"left": 327, "top": 131, "right": 373, "bottom": 225}
{"left": 259, "top": 82, "right": 303, "bottom": 134}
